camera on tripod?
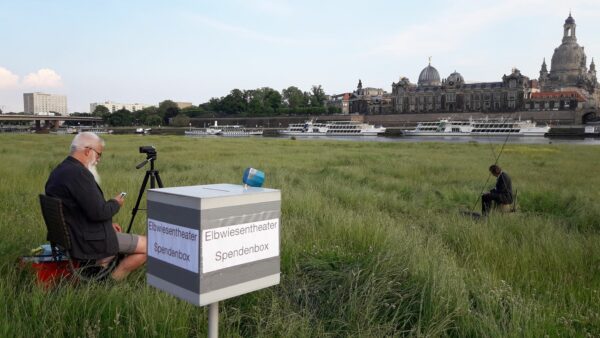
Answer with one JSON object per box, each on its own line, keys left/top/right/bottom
{"left": 128, "top": 145, "right": 163, "bottom": 233}
{"left": 139, "top": 145, "right": 156, "bottom": 156}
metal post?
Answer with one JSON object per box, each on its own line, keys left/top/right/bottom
{"left": 208, "top": 302, "right": 218, "bottom": 338}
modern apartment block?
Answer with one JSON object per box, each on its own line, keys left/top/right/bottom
{"left": 23, "top": 92, "right": 68, "bottom": 115}
{"left": 174, "top": 101, "right": 193, "bottom": 109}
{"left": 90, "top": 101, "right": 155, "bottom": 113}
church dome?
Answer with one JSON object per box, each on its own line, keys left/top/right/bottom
{"left": 446, "top": 71, "right": 464, "bottom": 86}
{"left": 418, "top": 64, "right": 441, "bottom": 86}
{"left": 565, "top": 14, "right": 575, "bottom": 24}
{"left": 551, "top": 43, "right": 585, "bottom": 72}
{"left": 550, "top": 14, "right": 586, "bottom": 85}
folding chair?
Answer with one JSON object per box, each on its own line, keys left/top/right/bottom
{"left": 39, "top": 194, "right": 117, "bottom": 282}
{"left": 495, "top": 189, "right": 518, "bottom": 213}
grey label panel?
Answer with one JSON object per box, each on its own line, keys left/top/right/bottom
{"left": 148, "top": 201, "right": 201, "bottom": 230}
{"left": 147, "top": 274, "right": 200, "bottom": 306}
{"left": 200, "top": 201, "right": 281, "bottom": 229}
{"left": 199, "top": 273, "right": 280, "bottom": 306}
{"left": 199, "top": 256, "right": 280, "bottom": 293}
{"left": 148, "top": 257, "right": 200, "bottom": 293}
{"left": 147, "top": 190, "right": 201, "bottom": 210}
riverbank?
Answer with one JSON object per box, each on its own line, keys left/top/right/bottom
{"left": 1, "top": 135, "right": 598, "bottom": 336}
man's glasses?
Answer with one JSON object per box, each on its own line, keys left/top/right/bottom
{"left": 85, "top": 147, "right": 102, "bottom": 158}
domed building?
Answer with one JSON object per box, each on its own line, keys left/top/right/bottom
{"left": 445, "top": 71, "right": 464, "bottom": 87}
{"left": 391, "top": 59, "right": 531, "bottom": 113}
{"left": 389, "top": 14, "right": 599, "bottom": 119}
{"left": 418, "top": 62, "right": 441, "bottom": 87}
{"left": 539, "top": 13, "right": 596, "bottom": 91}
{"left": 533, "top": 14, "right": 599, "bottom": 120}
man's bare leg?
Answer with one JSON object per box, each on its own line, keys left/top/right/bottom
{"left": 111, "top": 235, "right": 147, "bottom": 281}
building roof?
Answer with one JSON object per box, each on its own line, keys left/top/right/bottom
{"left": 530, "top": 91, "right": 586, "bottom": 101}
{"left": 418, "top": 64, "right": 441, "bottom": 86}
{"left": 565, "top": 13, "right": 575, "bottom": 25}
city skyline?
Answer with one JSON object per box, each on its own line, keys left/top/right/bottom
{"left": 1, "top": 0, "right": 600, "bottom": 113}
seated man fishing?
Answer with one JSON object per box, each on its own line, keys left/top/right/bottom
{"left": 45, "top": 132, "right": 147, "bottom": 281}
{"left": 482, "top": 164, "right": 513, "bottom": 216}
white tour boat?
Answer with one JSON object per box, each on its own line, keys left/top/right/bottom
{"left": 185, "top": 121, "right": 262, "bottom": 137}
{"left": 79, "top": 127, "right": 113, "bottom": 134}
{"left": 403, "top": 118, "right": 550, "bottom": 137}
{"left": 51, "top": 127, "right": 78, "bottom": 135}
{"left": 135, "top": 128, "right": 152, "bottom": 135}
{"left": 280, "top": 120, "right": 386, "bottom": 136}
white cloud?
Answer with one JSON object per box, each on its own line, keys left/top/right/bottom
{"left": 22, "top": 68, "right": 63, "bottom": 88}
{"left": 0, "top": 67, "right": 19, "bottom": 89}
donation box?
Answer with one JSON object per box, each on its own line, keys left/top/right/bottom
{"left": 146, "top": 184, "right": 281, "bottom": 306}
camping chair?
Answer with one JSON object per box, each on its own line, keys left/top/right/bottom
{"left": 39, "top": 194, "right": 117, "bottom": 282}
{"left": 495, "top": 189, "right": 518, "bottom": 213}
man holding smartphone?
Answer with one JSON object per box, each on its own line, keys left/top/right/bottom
{"left": 45, "top": 132, "right": 147, "bottom": 281}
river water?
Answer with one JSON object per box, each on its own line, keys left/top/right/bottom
{"left": 272, "top": 135, "right": 600, "bottom": 145}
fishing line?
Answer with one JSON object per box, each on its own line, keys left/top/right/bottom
{"left": 469, "top": 112, "right": 517, "bottom": 214}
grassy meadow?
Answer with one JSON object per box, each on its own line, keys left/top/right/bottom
{"left": 0, "top": 134, "right": 599, "bottom": 337}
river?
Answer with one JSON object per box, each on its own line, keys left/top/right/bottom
{"left": 272, "top": 135, "right": 600, "bottom": 145}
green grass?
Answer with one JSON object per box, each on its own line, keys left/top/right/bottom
{"left": 1, "top": 134, "right": 599, "bottom": 337}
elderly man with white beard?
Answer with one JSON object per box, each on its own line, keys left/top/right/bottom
{"left": 45, "top": 132, "right": 147, "bottom": 281}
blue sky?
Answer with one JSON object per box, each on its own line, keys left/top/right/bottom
{"left": 1, "top": 0, "right": 600, "bottom": 113}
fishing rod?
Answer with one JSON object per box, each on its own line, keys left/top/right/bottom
{"left": 469, "top": 112, "right": 518, "bottom": 214}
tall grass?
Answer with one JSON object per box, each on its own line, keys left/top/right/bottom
{"left": 0, "top": 134, "right": 599, "bottom": 337}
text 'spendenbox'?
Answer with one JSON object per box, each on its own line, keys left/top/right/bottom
{"left": 202, "top": 218, "right": 279, "bottom": 273}
{"left": 148, "top": 219, "right": 199, "bottom": 273}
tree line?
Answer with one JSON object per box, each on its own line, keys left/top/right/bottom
{"left": 87, "top": 85, "right": 341, "bottom": 126}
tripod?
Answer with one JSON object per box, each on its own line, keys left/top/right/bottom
{"left": 126, "top": 151, "right": 164, "bottom": 234}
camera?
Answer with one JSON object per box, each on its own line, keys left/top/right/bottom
{"left": 139, "top": 146, "right": 156, "bottom": 155}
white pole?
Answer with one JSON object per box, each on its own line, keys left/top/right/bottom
{"left": 208, "top": 302, "right": 218, "bottom": 338}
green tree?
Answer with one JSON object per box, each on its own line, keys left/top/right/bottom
{"left": 181, "top": 106, "right": 207, "bottom": 118}
{"left": 171, "top": 113, "right": 191, "bottom": 127}
{"left": 263, "top": 87, "right": 282, "bottom": 112}
{"left": 108, "top": 109, "right": 133, "bottom": 126}
{"left": 282, "top": 86, "right": 307, "bottom": 108}
{"left": 158, "top": 100, "right": 181, "bottom": 125}
{"left": 219, "top": 89, "right": 246, "bottom": 115}
{"left": 246, "top": 90, "right": 265, "bottom": 116}
{"left": 92, "top": 105, "right": 111, "bottom": 124}
{"left": 205, "top": 98, "right": 222, "bottom": 114}
{"left": 327, "top": 106, "right": 341, "bottom": 114}
{"left": 145, "top": 114, "right": 162, "bottom": 126}
{"left": 92, "top": 105, "right": 109, "bottom": 116}
{"left": 310, "top": 85, "right": 327, "bottom": 107}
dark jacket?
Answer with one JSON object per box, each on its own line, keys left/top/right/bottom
{"left": 491, "top": 171, "right": 513, "bottom": 204}
{"left": 45, "top": 156, "right": 120, "bottom": 260}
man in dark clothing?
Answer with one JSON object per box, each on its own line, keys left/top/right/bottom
{"left": 482, "top": 164, "right": 513, "bottom": 216}
{"left": 45, "top": 132, "right": 146, "bottom": 281}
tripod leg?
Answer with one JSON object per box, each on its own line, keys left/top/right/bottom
{"left": 126, "top": 172, "right": 151, "bottom": 234}
{"left": 154, "top": 171, "right": 164, "bottom": 188}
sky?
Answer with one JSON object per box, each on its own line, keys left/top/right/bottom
{"left": 1, "top": 0, "right": 600, "bottom": 113}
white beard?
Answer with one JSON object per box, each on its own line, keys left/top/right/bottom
{"left": 87, "top": 162, "right": 101, "bottom": 185}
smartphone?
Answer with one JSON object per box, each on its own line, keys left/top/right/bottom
{"left": 120, "top": 192, "right": 127, "bottom": 198}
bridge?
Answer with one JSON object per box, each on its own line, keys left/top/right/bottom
{"left": 0, "top": 114, "right": 103, "bottom": 130}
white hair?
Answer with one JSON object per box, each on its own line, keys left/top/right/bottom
{"left": 70, "top": 132, "right": 105, "bottom": 154}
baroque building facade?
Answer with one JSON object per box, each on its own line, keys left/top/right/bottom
{"left": 389, "top": 14, "right": 599, "bottom": 121}
{"left": 532, "top": 13, "right": 599, "bottom": 121}
{"left": 392, "top": 63, "right": 532, "bottom": 114}
{"left": 348, "top": 80, "right": 393, "bottom": 115}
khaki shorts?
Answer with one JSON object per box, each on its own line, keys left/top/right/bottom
{"left": 116, "top": 232, "right": 139, "bottom": 254}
